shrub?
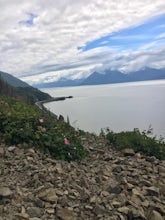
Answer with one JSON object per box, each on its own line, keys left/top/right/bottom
{"left": 0, "top": 97, "right": 86, "bottom": 161}
{"left": 105, "top": 128, "right": 165, "bottom": 160}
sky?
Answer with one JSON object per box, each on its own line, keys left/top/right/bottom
{"left": 0, "top": 0, "right": 165, "bottom": 85}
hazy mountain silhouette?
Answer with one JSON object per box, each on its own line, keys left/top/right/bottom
{"left": 34, "top": 67, "right": 165, "bottom": 88}
{"left": 81, "top": 68, "right": 165, "bottom": 85}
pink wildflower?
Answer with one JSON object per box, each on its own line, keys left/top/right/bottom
{"left": 64, "top": 137, "right": 70, "bottom": 145}
{"left": 39, "top": 118, "right": 44, "bottom": 123}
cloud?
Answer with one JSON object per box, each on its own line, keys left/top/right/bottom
{"left": 0, "top": 0, "right": 165, "bottom": 85}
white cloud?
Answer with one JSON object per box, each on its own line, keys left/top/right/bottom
{"left": 0, "top": 0, "right": 165, "bottom": 85}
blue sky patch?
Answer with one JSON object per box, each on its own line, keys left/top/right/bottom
{"left": 19, "top": 13, "right": 37, "bottom": 27}
{"left": 80, "top": 13, "right": 165, "bottom": 52}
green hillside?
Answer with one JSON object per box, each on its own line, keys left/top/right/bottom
{"left": 0, "top": 71, "right": 51, "bottom": 104}
{"left": 0, "top": 71, "right": 29, "bottom": 87}
{"left": 0, "top": 96, "right": 86, "bottom": 161}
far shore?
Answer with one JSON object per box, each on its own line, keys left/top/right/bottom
{"left": 35, "top": 96, "right": 73, "bottom": 118}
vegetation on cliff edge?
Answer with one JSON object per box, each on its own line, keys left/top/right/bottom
{"left": 105, "top": 128, "right": 165, "bottom": 160}
{"left": 0, "top": 97, "right": 86, "bottom": 161}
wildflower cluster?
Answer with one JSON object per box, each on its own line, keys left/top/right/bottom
{"left": 0, "top": 97, "right": 86, "bottom": 161}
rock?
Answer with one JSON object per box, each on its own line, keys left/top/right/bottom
{"left": 112, "top": 201, "right": 121, "bottom": 208}
{"left": 26, "top": 207, "right": 42, "bottom": 218}
{"left": 30, "top": 218, "right": 42, "bottom": 220}
{"left": 0, "top": 134, "right": 165, "bottom": 220}
{"left": 55, "top": 163, "right": 63, "bottom": 174}
{"left": 0, "top": 187, "right": 13, "bottom": 198}
{"left": 106, "top": 182, "right": 122, "bottom": 194}
{"left": 101, "top": 191, "right": 110, "bottom": 197}
{"left": 141, "top": 200, "right": 149, "bottom": 207}
{"left": 14, "top": 213, "right": 29, "bottom": 220}
{"left": 159, "top": 184, "right": 165, "bottom": 196}
{"left": 158, "top": 166, "right": 165, "bottom": 175}
{"left": 146, "top": 156, "right": 156, "bottom": 163}
{"left": 132, "top": 188, "right": 144, "bottom": 200}
{"left": 148, "top": 210, "right": 164, "bottom": 220}
{"left": 146, "top": 186, "right": 159, "bottom": 196}
{"left": 140, "top": 180, "right": 152, "bottom": 187}
{"left": 118, "top": 206, "right": 129, "bottom": 214}
{"left": 46, "top": 208, "right": 54, "bottom": 214}
{"left": 0, "top": 147, "right": 4, "bottom": 156}
{"left": 122, "top": 148, "right": 135, "bottom": 156}
{"left": 57, "top": 208, "right": 75, "bottom": 220}
{"left": 85, "top": 205, "right": 93, "bottom": 210}
{"left": 34, "top": 198, "right": 44, "bottom": 208}
{"left": 112, "top": 165, "right": 123, "bottom": 173}
{"left": 130, "top": 208, "right": 146, "bottom": 220}
{"left": 117, "top": 214, "right": 126, "bottom": 220}
{"left": 135, "top": 152, "right": 142, "bottom": 158}
{"left": 93, "top": 205, "right": 106, "bottom": 215}
{"left": 130, "top": 195, "right": 142, "bottom": 206}
{"left": 38, "top": 188, "right": 58, "bottom": 203}
{"left": 56, "top": 189, "right": 64, "bottom": 196}
{"left": 8, "top": 146, "right": 16, "bottom": 152}
{"left": 27, "top": 148, "right": 35, "bottom": 154}
{"left": 90, "top": 196, "right": 97, "bottom": 203}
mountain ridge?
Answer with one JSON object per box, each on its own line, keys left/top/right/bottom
{"left": 33, "top": 67, "right": 165, "bottom": 88}
{"left": 0, "top": 70, "right": 51, "bottom": 104}
{"left": 81, "top": 68, "right": 165, "bottom": 86}
{"left": 0, "top": 71, "right": 30, "bottom": 87}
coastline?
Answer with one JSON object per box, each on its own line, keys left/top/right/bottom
{"left": 35, "top": 96, "right": 73, "bottom": 119}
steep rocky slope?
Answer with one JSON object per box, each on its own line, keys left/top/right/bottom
{"left": 0, "top": 135, "right": 165, "bottom": 220}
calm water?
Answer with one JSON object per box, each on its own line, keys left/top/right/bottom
{"left": 42, "top": 80, "right": 165, "bottom": 137}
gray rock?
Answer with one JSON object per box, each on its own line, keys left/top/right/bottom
{"left": 57, "top": 208, "right": 75, "bottom": 220}
{"left": 117, "top": 206, "right": 129, "bottom": 214}
{"left": 106, "top": 184, "right": 122, "bottom": 194}
{"left": 38, "top": 188, "right": 58, "bottom": 203}
{"left": 8, "top": 146, "right": 16, "bottom": 152}
{"left": 0, "top": 187, "right": 13, "bottom": 198}
{"left": 27, "top": 207, "right": 42, "bottom": 218}
{"left": 14, "top": 213, "right": 29, "bottom": 220}
{"left": 0, "top": 147, "right": 5, "bottom": 156}
{"left": 30, "top": 218, "right": 42, "bottom": 220}
{"left": 146, "top": 186, "right": 159, "bottom": 197}
{"left": 34, "top": 198, "right": 45, "bottom": 208}
{"left": 122, "top": 148, "right": 135, "bottom": 156}
{"left": 148, "top": 210, "right": 164, "bottom": 220}
{"left": 112, "top": 165, "right": 123, "bottom": 173}
{"left": 159, "top": 184, "right": 165, "bottom": 196}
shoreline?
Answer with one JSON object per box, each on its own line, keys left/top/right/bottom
{"left": 35, "top": 96, "right": 73, "bottom": 119}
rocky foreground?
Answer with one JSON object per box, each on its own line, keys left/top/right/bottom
{"left": 0, "top": 135, "right": 165, "bottom": 220}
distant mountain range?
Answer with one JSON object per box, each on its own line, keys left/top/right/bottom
{"left": 36, "top": 78, "right": 84, "bottom": 88}
{"left": 34, "top": 67, "right": 165, "bottom": 88}
{"left": 81, "top": 68, "right": 165, "bottom": 85}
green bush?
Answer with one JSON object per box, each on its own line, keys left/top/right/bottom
{"left": 105, "top": 128, "right": 165, "bottom": 160}
{"left": 0, "top": 97, "right": 86, "bottom": 161}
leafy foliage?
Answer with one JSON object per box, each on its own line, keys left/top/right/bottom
{"left": 15, "top": 86, "right": 51, "bottom": 104}
{"left": 105, "top": 128, "right": 165, "bottom": 160}
{"left": 0, "top": 97, "right": 86, "bottom": 161}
